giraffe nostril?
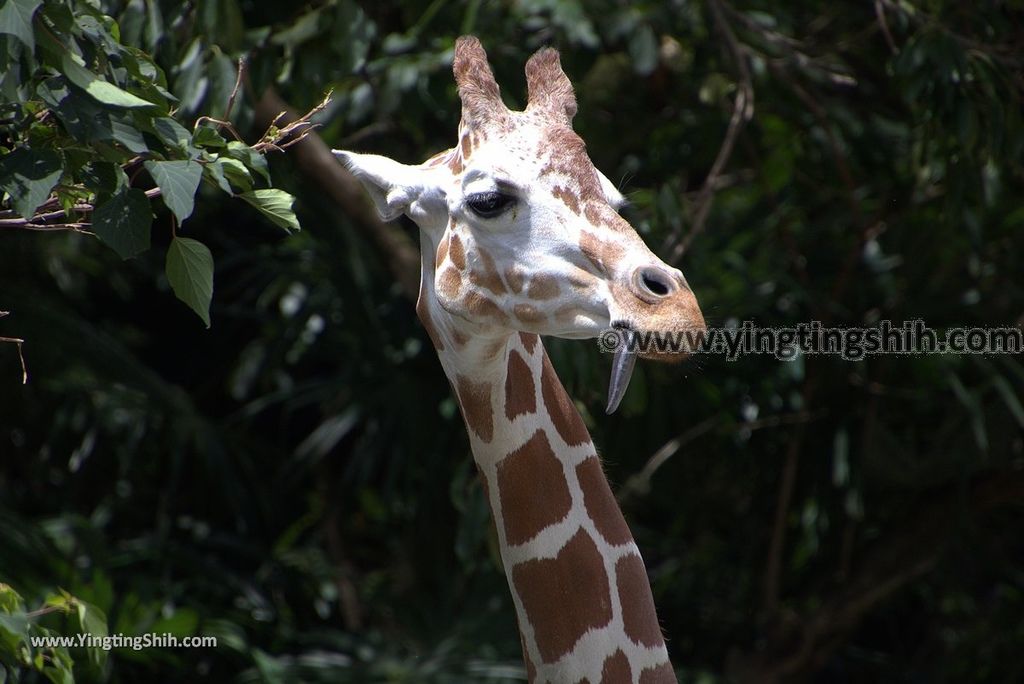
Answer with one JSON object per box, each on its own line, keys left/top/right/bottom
{"left": 635, "top": 266, "right": 676, "bottom": 299}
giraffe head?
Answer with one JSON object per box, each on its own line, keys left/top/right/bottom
{"left": 336, "top": 37, "right": 705, "bottom": 412}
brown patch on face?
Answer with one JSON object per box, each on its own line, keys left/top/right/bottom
{"left": 449, "top": 232, "right": 467, "bottom": 270}
{"left": 505, "top": 266, "right": 526, "bottom": 294}
{"left": 615, "top": 553, "right": 664, "bottom": 648}
{"left": 448, "top": 154, "right": 464, "bottom": 175}
{"left": 438, "top": 266, "right": 462, "bottom": 300}
{"left": 541, "top": 353, "right": 590, "bottom": 447}
{"left": 600, "top": 650, "right": 633, "bottom": 684}
{"left": 497, "top": 430, "right": 571, "bottom": 546}
{"left": 514, "top": 303, "right": 546, "bottom": 325}
{"left": 584, "top": 202, "right": 627, "bottom": 232}
{"left": 415, "top": 292, "right": 445, "bottom": 351}
{"left": 638, "top": 663, "right": 676, "bottom": 684}
{"left": 526, "top": 274, "right": 560, "bottom": 300}
{"left": 552, "top": 185, "right": 581, "bottom": 215}
{"left": 452, "top": 328, "right": 470, "bottom": 346}
{"left": 456, "top": 375, "right": 494, "bottom": 443}
{"left": 575, "top": 457, "right": 632, "bottom": 546}
{"left": 579, "top": 231, "right": 605, "bottom": 274}
{"left": 469, "top": 248, "right": 508, "bottom": 296}
{"left": 519, "top": 332, "right": 538, "bottom": 355}
{"left": 436, "top": 233, "right": 450, "bottom": 265}
{"left": 511, "top": 528, "right": 613, "bottom": 663}
{"left": 567, "top": 267, "right": 597, "bottom": 291}
{"left": 504, "top": 350, "right": 536, "bottom": 420}
{"left": 579, "top": 231, "right": 626, "bottom": 275}
{"left": 461, "top": 134, "right": 473, "bottom": 159}
{"left": 464, "top": 290, "right": 510, "bottom": 324}
{"left": 540, "top": 126, "right": 605, "bottom": 203}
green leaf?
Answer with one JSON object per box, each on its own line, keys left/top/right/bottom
{"left": 144, "top": 160, "right": 203, "bottom": 223}
{"left": 152, "top": 117, "right": 193, "bottom": 153}
{"left": 81, "top": 162, "right": 127, "bottom": 195}
{"left": 75, "top": 600, "right": 108, "bottom": 669}
{"left": 0, "top": 0, "right": 41, "bottom": 51}
{"left": 226, "top": 141, "right": 269, "bottom": 182}
{"left": 38, "top": 76, "right": 150, "bottom": 154}
{"left": 61, "top": 53, "right": 155, "bottom": 109}
{"left": 166, "top": 237, "right": 214, "bottom": 327}
{"left": 239, "top": 189, "right": 300, "bottom": 232}
{"left": 0, "top": 148, "right": 63, "bottom": 219}
{"left": 206, "top": 157, "right": 251, "bottom": 195}
{"left": 92, "top": 188, "right": 152, "bottom": 259}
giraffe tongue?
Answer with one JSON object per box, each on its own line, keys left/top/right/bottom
{"left": 605, "top": 335, "right": 637, "bottom": 414}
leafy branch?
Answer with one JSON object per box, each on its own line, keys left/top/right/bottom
{"left": 0, "top": 0, "right": 325, "bottom": 327}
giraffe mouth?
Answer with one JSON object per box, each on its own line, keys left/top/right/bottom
{"left": 605, "top": 324, "right": 637, "bottom": 414}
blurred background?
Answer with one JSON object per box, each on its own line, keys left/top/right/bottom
{"left": 1, "top": 0, "right": 1023, "bottom": 682}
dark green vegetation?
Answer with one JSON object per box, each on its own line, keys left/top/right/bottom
{"left": 1, "top": 1, "right": 1022, "bottom": 682}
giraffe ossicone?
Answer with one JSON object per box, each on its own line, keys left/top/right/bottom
{"left": 335, "top": 36, "right": 704, "bottom": 684}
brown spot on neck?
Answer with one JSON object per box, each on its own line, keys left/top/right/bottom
{"left": 455, "top": 375, "right": 494, "bottom": 442}
{"left": 519, "top": 332, "right": 539, "bottom": 354}
{"left": 540, "top": 352, "right": 591, "bottom": 447}
{"left": 511, "top": 528, "right": 613, "bottom": 663}
{"left": 497, "top": 430, "right": 572, "bottom": 546}
{"left": 615, "top": 553, "right": 666, "bottom": 649}
{"left": 576, "top": 457, "right": 633, "bottom": 546}
{"left": 639, "top": 663, "right": 676, "bottom": 684}
{"left": 504, "top": 350, "right": 536, "bottom": 420}
{"left": 600, "top": 650, "right": 633, "bottom": 683}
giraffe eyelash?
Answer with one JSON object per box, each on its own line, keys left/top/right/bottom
{"left": 465, "top": 191, "right": 515, "bottom": 218}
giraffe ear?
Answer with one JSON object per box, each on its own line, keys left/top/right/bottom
{"left": 453, "top": 36, "right": 509, "bottom": 130}
{"left": 333, "top": 150, "right": 439, "bottom": 222}
{"left": 525, "top": 47, "right": 577, "bottom": 123}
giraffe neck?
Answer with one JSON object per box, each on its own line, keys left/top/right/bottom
{"left": 416, "top": 231, "right": 676, "bottom": 684}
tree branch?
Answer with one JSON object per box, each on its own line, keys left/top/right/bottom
{"left": 732, "top": 468, "right": 1024, "bottom": 683}
{"left": 254, "top": 88, "right": 421, "bottom": 301}
{"left": 666, "top": 0, "right": 754, "bottom": 263}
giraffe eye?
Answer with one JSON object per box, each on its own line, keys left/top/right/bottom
{"left": 466, "top": 191, "right": 514, "bottom": 218}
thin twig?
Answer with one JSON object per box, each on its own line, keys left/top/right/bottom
{"left": 0, "top": 312, "right": 28, "bottom": 384}
{"left": 224, "top": 56, "right": 246, "bottom": 120}
{"left": 874, "top": 0, "right": 899, "bottom": 55}
{"left": 666, "top": 0, "right": 754, "bottom": 263}
{"left": 194, "top": 116, "right": 245, "bottom": 143}
{"left": 618, "top": 416, "right": 718, "bottom": 504}
{"left": 252, "top": 90, "right": 333, "bottom": 155}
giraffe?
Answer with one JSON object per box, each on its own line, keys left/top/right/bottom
{"left": 334, "top": 37, "right": 705, "bottom": 684}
